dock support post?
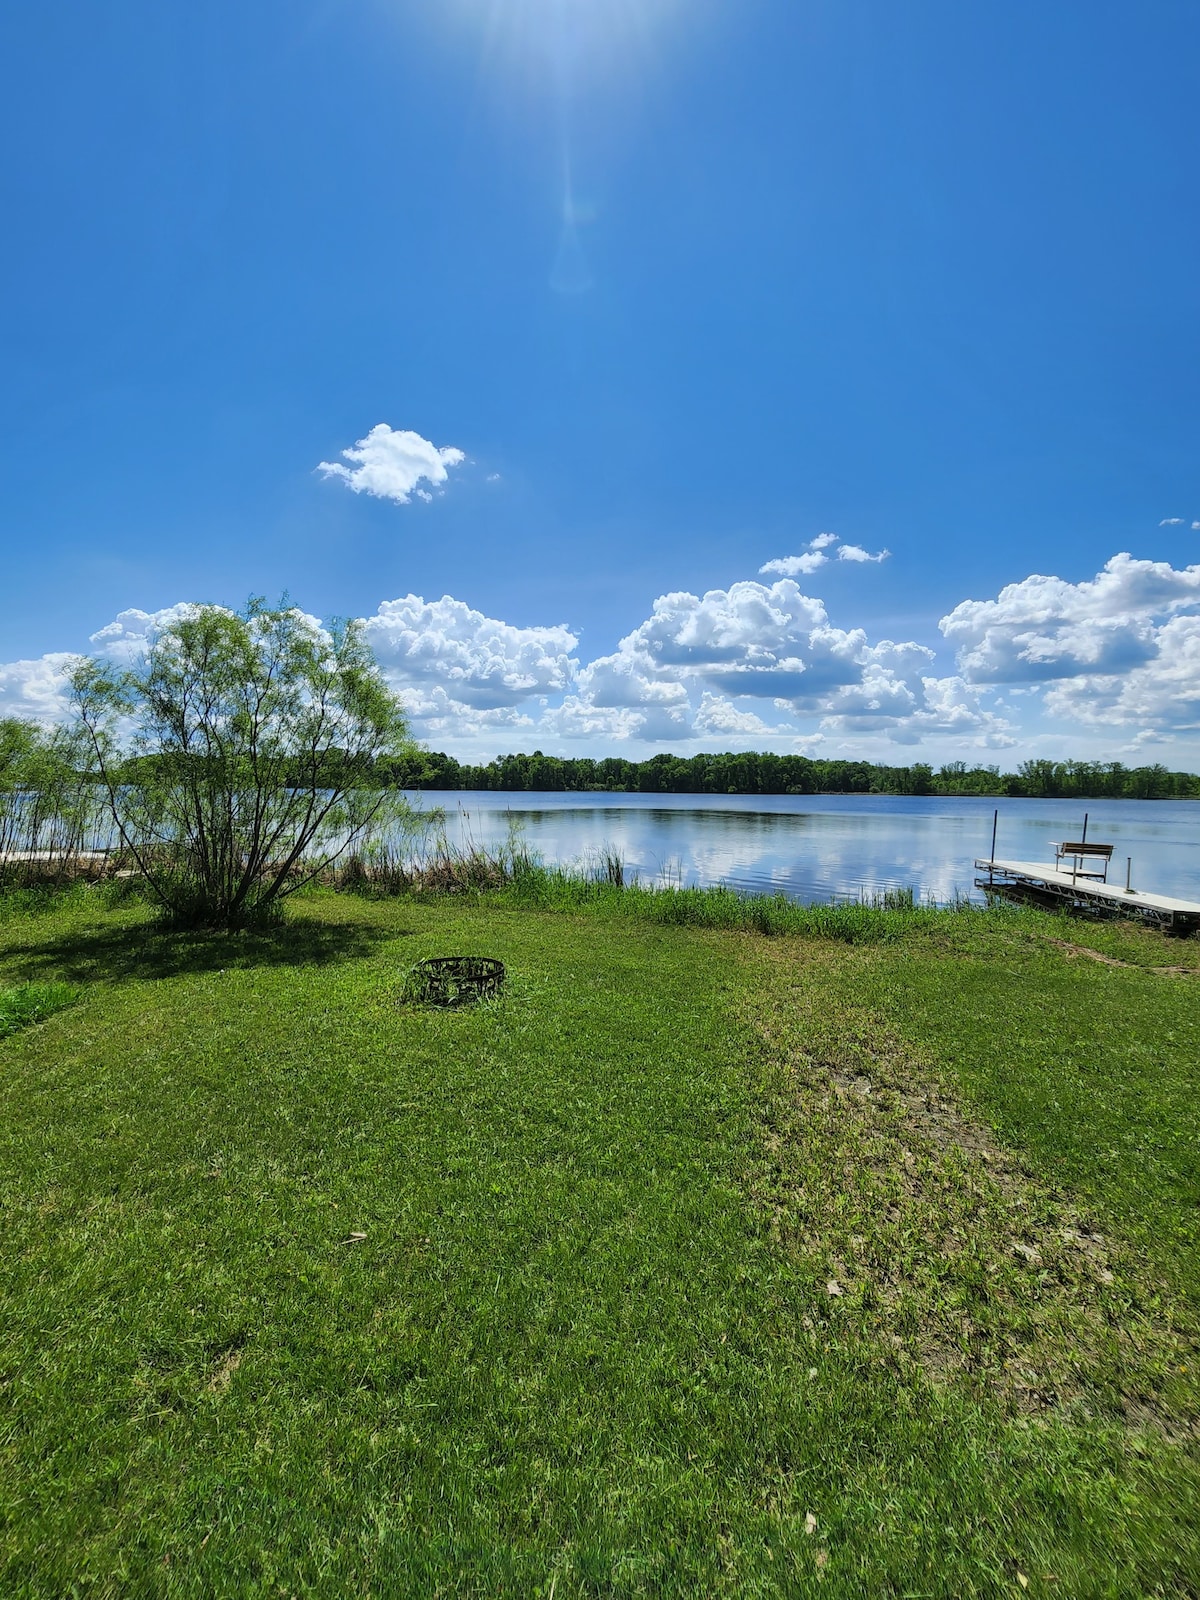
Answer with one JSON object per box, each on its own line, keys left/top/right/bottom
{"left": 989, "top": 808, "right": 998, "bottom": 885}
{"left": 1126, "top": 856, "right": 1133, "bottom": 894}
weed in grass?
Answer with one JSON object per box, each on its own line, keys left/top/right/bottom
{"left": 0, "top": 881, "right": 102, "bottom": 925}
{"left": 0, "top": 980, "right": 77, "bottom": 1038}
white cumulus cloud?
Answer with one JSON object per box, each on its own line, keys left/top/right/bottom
{"left": 318, "top": 424, "right": 465, "bottom": 505}
{"left": 940, "top": 552, "right": 1200, "bottom": 734}
{"left": 0, "top": 654, "right": 79, "bottom": 724}
{"left": 88, "top": 603, "right": 216, "bottom": 663}
{"left": 837, "top": 543, "right": 890, "bottom": 563}
{"left": 759, "top": 551, "right": 827, "bottom": 577}
{"left": 565, "top": 577, "right": 1000, "bottom": 746}
{"left": 394, "top": 684, "right": 538, "bottom": 742}
{"left": 693, "top": 693, "right": 773, "bottom": 736}
{"left": 940, "top": 552, "right": 1200, "bottom": 686}
{"left": 24, "top": 544, "right": 1200, "bottom": 756}
{"left": 544, "top": 697, "right": 683, "bottom": 744}
{"left": 361, "top": 594, "right": 578, "bottom": 710}
{"left": 760, "top": 531, "right": 843, "bottom": 577}
{"left": 1041, "top": 615, "right": 1200, "bottom": 731}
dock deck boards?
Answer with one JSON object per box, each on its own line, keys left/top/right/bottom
{"left": 975, "top": 857, "right": 1200, "bottom": 927}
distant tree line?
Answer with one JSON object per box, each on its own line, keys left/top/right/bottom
{"left": 8, "top": 723, "right": 1197, "bottom": 806}
{"left": 377, "top": 750, "right": 1200, "bottom": 800}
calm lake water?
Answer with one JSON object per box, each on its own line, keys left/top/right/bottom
{"left": 406, "top": 791, "right": 1200, "bottom": 907}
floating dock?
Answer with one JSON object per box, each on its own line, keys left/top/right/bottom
{"left": 975, "top": 857, "right": 1200, "bottom": 933}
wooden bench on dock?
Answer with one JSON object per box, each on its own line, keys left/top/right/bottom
{"left": 1053, "top": 841, "right": 1114, "bottom": 882}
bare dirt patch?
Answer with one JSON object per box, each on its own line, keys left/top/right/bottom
{"left": 205, "top": 1343, "right": 244, "bottom": 1394}
{"left": 741, "top": 938, "right": 1199, "bottom": 1439}
{"left": 1047, "top": 937, "right": 1198, "bottom": 977}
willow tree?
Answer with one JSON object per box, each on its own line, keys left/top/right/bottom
{"left": 71, "top": 600, "right": 411, "bottom": 927}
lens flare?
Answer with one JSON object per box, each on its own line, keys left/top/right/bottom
{"left": 448, "top": 0, "right": 690, "bottom": 294}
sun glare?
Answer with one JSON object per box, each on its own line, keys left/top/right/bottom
{"left": 466, "top": 0, "right": 682, "bottom": 81}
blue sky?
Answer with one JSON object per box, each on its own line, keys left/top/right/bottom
{"left": 2, "top": 0, "right": 1199, "bottom": 763}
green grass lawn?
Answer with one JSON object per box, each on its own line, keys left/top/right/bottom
{"left": 0, "top": 889, "right": 1197, "bottom": 1597}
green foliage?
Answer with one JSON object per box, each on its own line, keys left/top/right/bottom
{"left": 0, "top": 980, "right": 77, "bottom": 1038}
{"left": 70, "top": 600, "right": 414, "bottom": 929}
{"left": 0, "top": 718, "right": 106, "bottom": 881}
{"left": 380, "top": 746, "right": 1200, "bottom": 799}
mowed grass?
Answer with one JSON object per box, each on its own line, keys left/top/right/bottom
{"left": 780, "top": 914, "right": 1200, "bottom": 1294}
{"left": 0, "top": 889, "right": 1198, "bottom": 1597}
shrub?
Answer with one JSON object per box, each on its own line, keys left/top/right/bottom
{"left": 71, "top": 600, "right": 413, "bottom": 929}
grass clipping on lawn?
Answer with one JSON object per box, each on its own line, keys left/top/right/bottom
{"left": 741, "top": 937, "right": 1199, "bottom": 1439}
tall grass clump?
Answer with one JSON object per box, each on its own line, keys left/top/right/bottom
{"left": 0, "top": 981, "right": 78, "bottom": 1039}
{"left": 333, "top": 809, "right": 540, "bottom": 898}
{"left": 871, "top": 884, "right": 916, "bottom": 911}
{"left": 598, "top": 845, "right": 625, "bottom": 888}
{"left": 494, "top": 861, "right": 996, "bottom": 942}
{"left": 330, "top": 821, "right": 1022, "bottom": 943}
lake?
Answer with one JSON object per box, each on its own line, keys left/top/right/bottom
{"left": 406, "top": 791, "right": 1200, "bottom": 907}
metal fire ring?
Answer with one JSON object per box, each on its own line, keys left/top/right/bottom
{"left": 402, "top": 955, "right": 506, "bottom": 1007}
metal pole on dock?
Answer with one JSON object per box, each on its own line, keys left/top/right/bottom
{"left": 1081, "top": 812, "right": 1088, "bottom": 844}
{"left": 989, "top": 808, "right": 998, "bottom": 884}
{"left": 1126, "top": 856, "right": 1133, "bottom": 894}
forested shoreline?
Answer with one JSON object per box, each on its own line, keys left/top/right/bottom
{"left": 6, "top": 713, "right": 1199, "bottom": 824}
{"left": 381, "top": 749, "right": 1200, "bottom": 800}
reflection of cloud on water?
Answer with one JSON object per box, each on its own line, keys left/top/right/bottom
{"left": 406, "top": 793, "right": 1200, "bottom": 905}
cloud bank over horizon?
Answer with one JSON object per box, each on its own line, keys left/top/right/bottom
{"left": 940, "top": 552, "right": 1200, "bottom": 736}
{"left": 3, "top": 551, "right": 1199, "bottom": 764}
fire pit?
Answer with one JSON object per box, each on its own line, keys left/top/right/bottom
{"left": 401, "top": 955, "right": 506, "bottom": 1007}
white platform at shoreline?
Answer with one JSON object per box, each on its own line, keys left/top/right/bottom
{"left": 975, "top": 857, "right": 1200, "bottom": 926}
